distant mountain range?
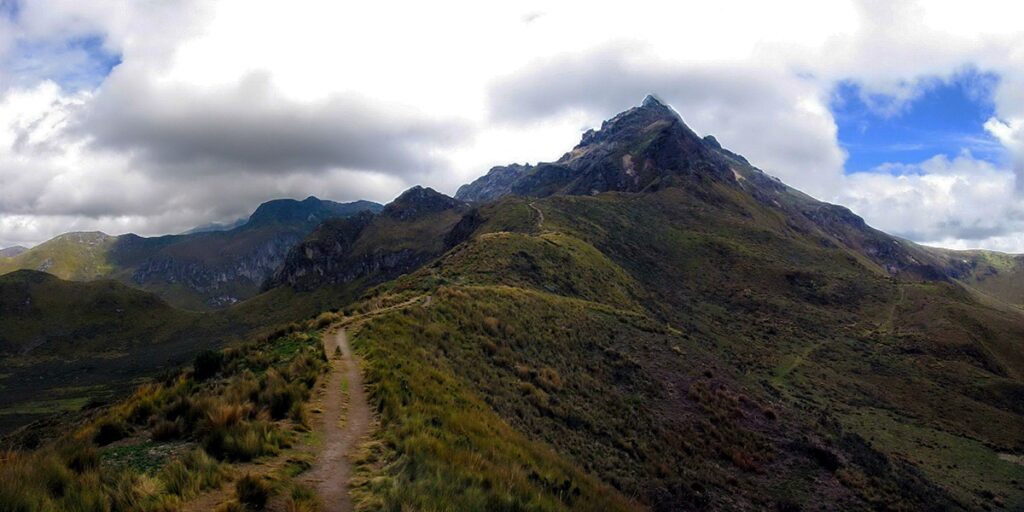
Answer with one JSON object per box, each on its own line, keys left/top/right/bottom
{"left": 0, "top": 197, "right": 382, "bottom": 309}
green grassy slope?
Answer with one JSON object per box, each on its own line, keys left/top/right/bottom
{"left": 0, "top": 270, "right": 204, "bottom": 435}
{"left": 928, "top": 248, "right": 1024, "bottom": 307}
{"left": 0, "top": 254, "right": 386, "bottom": 438}
{"left": 0, "top": 232, "right": 117, "bottom": 281}
{"left": 0, "top": 270, "right": 197, "bottom": 356}
{"left": 338, "top": 186, "right": 1024, "bottom": 510}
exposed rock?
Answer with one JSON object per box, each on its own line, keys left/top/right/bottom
{"left": 455, "top": 164, "right": 533, "bottom": 203}
{"left": 455, "top": 94, "right": 733, "bottom": 201}
{"left": 383, "top": 186, "right": 465, "bottom": 220}
{"left": 269, "top": 188, "right": 468, "bottom": 291}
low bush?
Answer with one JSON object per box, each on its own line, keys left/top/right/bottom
{"left": 194, "top": 349, "right": 225, "bottom": 380}
{"left": 94, "top": 419, "right": 129, "bottom": 446}
{"left": 235, "top": 473, "right": 271, "bottom": 509}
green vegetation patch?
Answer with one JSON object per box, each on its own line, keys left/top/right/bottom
{"left": 0, "top": 327, "right": 329, "bottom": 511}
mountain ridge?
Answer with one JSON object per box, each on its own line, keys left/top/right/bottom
{"left": 0, "top": 196, "right": 383, "bottom": 308}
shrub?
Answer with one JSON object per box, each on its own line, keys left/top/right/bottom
{"left": 288, "top": 401, "right": 311, "bottom": 430}
{"left": 128, "top": 397, "right": 157, "bottom": 425}
{"left": 60, "top": 443, "right": 99, "bottom": 474}
{"left": 152, "top": 418, "right": 183, "bottom": 441}
{"left": 160, "top": 460, "right": 195, "bottom": 497}
{"left": 235, "top": 473, "right": 271, "bottom": 509}
{"left": 207, "top": 402, "right": 246, "bottom": 431}
{"left": 260, "top": 370, "right": 301, "bottom": 420}
{"left": 285, "top": 484, "right": 319, "bottom": 512}
{"left": 101, "top": 470, "right": 144, "bottom": 512}
{"left": 536, "top": 367, "right": 563, "bottom": 392}
{"left": 93, "top": 419, "right": 128, "bottom": 446}
{"left": 181, "top": 448, "right": 226, "bottom": 490}
{"left": 205, "top": 421, "right": 282, "bottom": 462}
{"left": 482, "top": 316, "right": 501, "bottom": 335}
{"left": 194, "top": 349, "right": 225, "bottom": 380}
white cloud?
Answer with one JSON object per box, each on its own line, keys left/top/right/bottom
{"left": 836, "top": 152, "right": 1024, "bottom": 247}
{"left": 3, "top": 0, "right": 1024, "bottom": 252}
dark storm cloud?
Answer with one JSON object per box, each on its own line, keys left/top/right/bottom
{"left": 77, "top": 71, "right": 469, "bottom": 177}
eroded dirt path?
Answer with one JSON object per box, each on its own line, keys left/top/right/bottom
{"left": 303, "top": 328, "right": 371, "bottom": 512}
{"left": 528, "top": 202, "right": 545, "bottom": 232}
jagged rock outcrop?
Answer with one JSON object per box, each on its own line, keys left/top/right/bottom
{"left": 456, "top": 95, "right": 734, "bottom": 201}
{"left": 455, "top": 164, "right": 534, "bottom": 203}
{"left": 268, "top": 187, "right": 468, "bottom": 291}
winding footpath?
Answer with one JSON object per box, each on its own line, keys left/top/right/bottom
{"left": 303, "top": 328, "right": 372, "bottom": 512}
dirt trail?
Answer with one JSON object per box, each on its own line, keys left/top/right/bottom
{"left": 528, "top": 202, "right": 545, "bottom": 232}
{"left": 303, "top": 328, "right": 371, "bottom": 512}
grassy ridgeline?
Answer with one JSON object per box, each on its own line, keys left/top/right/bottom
{"left": 338, "top": 186, "right": 1024, "bottom": 510}
{"left": 349, "top": 289, "right": 640, "bottom": 512}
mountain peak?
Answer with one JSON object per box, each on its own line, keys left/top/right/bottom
{"left": 577, "top": 94, "right": 687, "bottom": 149}
{"left": 384, "top": 186, "right": 465, "bottom": 220}
{"left": 247, "top": 197, "right": 383, "bottom": 228}
{"left": 641, "top": 94, "right": 667, "bottom": 109}
{"left": 457, "top": 95, "right": 734, "bottom": 201}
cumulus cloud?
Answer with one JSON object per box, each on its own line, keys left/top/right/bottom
{"left": 836, "top": 152, "right": 1024, "bottom": 244}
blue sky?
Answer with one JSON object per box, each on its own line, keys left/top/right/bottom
{"left": 2, "top": 35, "right": 121, "bottom": 91}
{"left": 831, "top": 70, "right": 1004, "bottom": 174}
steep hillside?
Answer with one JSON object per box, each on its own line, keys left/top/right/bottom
{"left": 0, "top": 271, "right": 201, "bottom": 434}
{"left": 0, "top": 232, "right": 118, "bottom": 281}
{"left": 336, "top": 184, "right": 1024, "bottom": 510}
{"left": 0, "top": 197, "right": 382, "bottom": 309}
{"left": 927, "top": 248, "right": 1024, "bottom": 307}
{"left": 0, "top": 268, "right": 356, "bottom": 437}
{"left": 0, "top": 326, "right": 330, "bottom": 511}
{"left": 269, "top": 186, "right": 468, "bottom": 291}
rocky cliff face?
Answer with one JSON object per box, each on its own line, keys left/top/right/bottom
{"left": 110, "top": 197, "right": 383, "bottom": 308}
{"left": 0, "top": 197, "right": 383, "bottom": 309}
{"left": 126, "top": 231, "right": 306, "bottom": 307}
{"left": 456, "top": 95, "right": 733, "bottom": 201}
{"left": 268, "top": 187, "right": 468, "bottom": 291}
{"left": 454, "top": 164, "right": 533, "bottom": 203}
